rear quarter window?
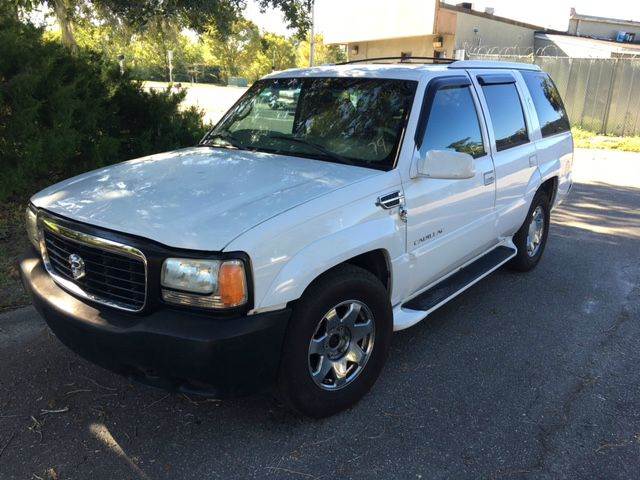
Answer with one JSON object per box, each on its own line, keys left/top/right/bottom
{"left": 521, "top": 71, "right": 570, "bottom": 138}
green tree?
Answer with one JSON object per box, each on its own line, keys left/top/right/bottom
{"left": 296, "top": 34, "right": 346, "bottom": 67}
{"left": 203, "top": 18, "right": 263, "bottom": 80}
{"left": 263, "top": 32, "right": 297, "bottom": 71}
{"left": 38, "top": 0, "right": 311, "bottom": 53}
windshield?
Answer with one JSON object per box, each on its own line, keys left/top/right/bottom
{"left": 201, "top": 77, "right": 418, "bottom": 170}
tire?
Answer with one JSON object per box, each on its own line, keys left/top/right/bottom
{"left": 508, "top": 189, "right": 551, "bottom": 272}
{"left": 277, "top": 264, "right": 393, "bottom": 418}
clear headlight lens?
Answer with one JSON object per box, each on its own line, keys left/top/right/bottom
{"left": 161, "top": 258, "right": 248, "bottom": 309}
{"left": 25, "top": 205, "right": 39, "bottom": 250}
{"left": 161, "top": 258, "right": 219, "bottom": 294}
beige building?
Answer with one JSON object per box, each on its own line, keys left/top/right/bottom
{"left": 533, "top": 9, "right": 640, "bottom": 58}
{"left": 568, "top": 8, "right": 640, "bottom": 43}
{"left": 322, "top": 1, "right": 545, "bottom": 60}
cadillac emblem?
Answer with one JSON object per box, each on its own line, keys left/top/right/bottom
{"left": 68, "top": 254, "right": 86, "bottom": 280}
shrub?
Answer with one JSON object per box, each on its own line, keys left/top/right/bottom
{"left": 0, "top": 17, "right": 208, "bottom": 203}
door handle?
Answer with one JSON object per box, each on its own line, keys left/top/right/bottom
{"left": 483, "top": 171, "right": 495, "bottom": 186}
{"left": 376, "top": 191, "right": 404, "bottom": 210}
{"left": 529, "top": 155, "right": 538, "bottom": 167}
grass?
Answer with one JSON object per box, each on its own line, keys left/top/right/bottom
{"left": 0, "top": 201, "right": 30, "bottom": 312}
{"left": 572, "top": 127, "right": 640, "bottom": 152}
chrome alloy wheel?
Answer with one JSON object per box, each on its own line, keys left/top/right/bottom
{"left": 526, "top": 205, "right": 545, "bottom": 257}
{"left": 308, "top": 300, "right": 375, "bottom": 390}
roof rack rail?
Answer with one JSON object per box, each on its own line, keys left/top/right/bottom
{"left": 335, "top": 56, "right": 455, "bottom": 65}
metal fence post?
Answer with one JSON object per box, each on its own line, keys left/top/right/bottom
{"left": 580, "top": 60, "right": 593, "bottom": 129}
{"left": 601, "top": 59, "right": 618, "bottom": 135}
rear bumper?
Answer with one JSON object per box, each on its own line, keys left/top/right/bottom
{"left": 19, "top": 249, "right": 290, "bottom": 397}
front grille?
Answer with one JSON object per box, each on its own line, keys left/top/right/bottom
{"left": 42, "top": 224, "right": 147, "bottom": 312}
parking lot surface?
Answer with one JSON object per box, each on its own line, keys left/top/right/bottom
{"left": 1, "top": 149, "right": 639, "bottom": 479}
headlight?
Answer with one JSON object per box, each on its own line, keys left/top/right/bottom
{"left": 161, "top": 258, "right": 248, "bottom": 309}
{"left": 25, "top": 205, "right": 39, "bottom": 250}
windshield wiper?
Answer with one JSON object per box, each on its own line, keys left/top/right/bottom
{"left": 201, "top": 132, "right": 244, "bottom": 149}
{"left": 268, "top": 134, "right": 355, "bottom": 166}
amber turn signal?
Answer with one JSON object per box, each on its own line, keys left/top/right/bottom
{"left": 218, "top": 260, "right": 248, "bottom": 307}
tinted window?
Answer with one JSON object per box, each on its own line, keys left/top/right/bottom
{"left": 421, "top": 86, "right": 485, "bottom": 158}
{"left": 522, "top": 71, "right": 570, "bottom": 137}
{"left": 481, "top": 83, "right": 529, "bottom": 151}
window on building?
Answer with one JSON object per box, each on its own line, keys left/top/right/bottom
{"left": 481, "top": 83, "right": 529, "bottom": 151}
{"left": 521, "top": 71, "right": 570, "bottom": 138}
{"left": 421, "top": 85, "right": 485, "bottom": 158}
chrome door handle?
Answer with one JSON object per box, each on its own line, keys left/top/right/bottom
{"left": 376, "top": 191, "right": 404, "bottom": 210}
{"left": 483, "top": 171, "right": 495, "bottom": 186}
{"left": 529, "top": 155, "right": 538, "bottom": 167}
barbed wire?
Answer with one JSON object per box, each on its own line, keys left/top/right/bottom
{"left": 462, "top": 44, "right": 640, "bottom": 60}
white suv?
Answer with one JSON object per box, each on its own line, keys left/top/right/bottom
{"left": 21, "top": 60, "right": 573, "bottom": 417}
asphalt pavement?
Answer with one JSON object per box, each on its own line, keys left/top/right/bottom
{"left": 1, "top": 149, "right": 639, "bottom": 479}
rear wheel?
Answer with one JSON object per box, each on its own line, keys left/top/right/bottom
{"left": 508, "top": 190, "right": 551, "bottom": 272}
{"left": 277, "top": 264, "right": 392, "bottom": 418}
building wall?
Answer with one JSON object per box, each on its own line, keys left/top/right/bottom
{"left": 534, "top": 33, "right": 640, "bottom": 58}
{"left": 321, "top": 0, "right": 437, "bottom": 44}
{"left": 346, "top": 36, "right": 439, "bottom": 61}
{"left": 454, "top": 11, "right": 536, "bottom": 52}
{"left": 568, "top": 19, "right": 640, "bottom": 42}
{"left": 334, "top": 2, "right": 539, "bottom": 61}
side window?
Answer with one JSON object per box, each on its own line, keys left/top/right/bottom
{"left": 421, "top": 86, "right": 485, "bottom": 158}
{"left": 481, "top": 83, "right": 529, "bottom": 151}
{"left": 521, "top": 72, "right": 570, "bottom": 138}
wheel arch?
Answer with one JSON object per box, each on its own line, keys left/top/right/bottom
{"left": 256, "top": 217, "right": 401, "bottom": 310}
{"left": 539, "top": 176, "right": 559, "bottom": 206}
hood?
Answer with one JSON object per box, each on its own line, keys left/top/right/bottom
{"left": 31, "top": 147, "right": 379, "bottom": 251}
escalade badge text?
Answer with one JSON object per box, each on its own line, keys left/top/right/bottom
{"left": 68, "top": 254, "right": 86, "bottom": 280}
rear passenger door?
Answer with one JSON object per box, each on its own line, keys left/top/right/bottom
{"left": 471, "top": 70, "right": 539, "bottom": 238}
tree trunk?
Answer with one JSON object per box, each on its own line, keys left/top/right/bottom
{"left": 51, "top": 0, "right": 78, "bottom": 54}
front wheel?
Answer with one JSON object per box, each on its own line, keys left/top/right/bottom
{"left": 508, "top": 190, "right": 551, "bottom": 272}
{"left": 277, "top": 264, "right": 393, "bottom": 418}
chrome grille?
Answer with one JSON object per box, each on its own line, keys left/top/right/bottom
{"left": 40, "top": 217, "right": 147, "bottom": 312}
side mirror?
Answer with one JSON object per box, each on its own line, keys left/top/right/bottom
{"left": 416, "top": 149, "right": 476, "bottom": 180}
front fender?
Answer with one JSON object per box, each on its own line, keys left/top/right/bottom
{"left": 258, "top": 215, "right": 404, "bottom": 309}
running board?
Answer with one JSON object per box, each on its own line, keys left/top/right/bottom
{"left": 402, "top": 245, "right": 517, "bottom": 313}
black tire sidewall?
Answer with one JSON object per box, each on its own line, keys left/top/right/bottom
{"left": 511, "top": 191, "right": 551, "bottom": 270}
{"left": 278, "top": 266, "right": 392, "bottom": 417}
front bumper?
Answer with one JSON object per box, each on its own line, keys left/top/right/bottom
{"left": 19, "top": 249, "right": 290, "bottom": 397}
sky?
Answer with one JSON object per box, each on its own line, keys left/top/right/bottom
{"left": 244, "top": 0, "right": 640, "bottom": 36}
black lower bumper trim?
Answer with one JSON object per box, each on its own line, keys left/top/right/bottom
{"left": 19, "top": 249, "right": 290, "bottom": 397}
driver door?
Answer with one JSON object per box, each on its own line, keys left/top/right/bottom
{"left": 402, "top": 75, "right": 498, "bottom": 297}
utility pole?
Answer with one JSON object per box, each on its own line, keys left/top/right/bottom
{"left": 309, "top": 0, "right": 316, "bottom": 67}
{"left": 167, "top": 50, "right": 174, "bottom": 83}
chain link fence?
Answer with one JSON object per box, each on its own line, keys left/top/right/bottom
{"left": 467, "top": 49, "right": 640, "bottom": 136}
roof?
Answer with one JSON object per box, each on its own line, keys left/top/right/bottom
{"left": 570, "top": 11, "right": 640, "bottom": 29}
{"left": 536, "top": 32, "right": 640, "bottom": 54}
{"left": 264, "top": 64, "right": 445, "bottom": 81}
{"left": 439, "top": 2, "right": 548, "bottom": 32}
{"left": 264, "top": 61, "right": 541, "bottom": 81}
